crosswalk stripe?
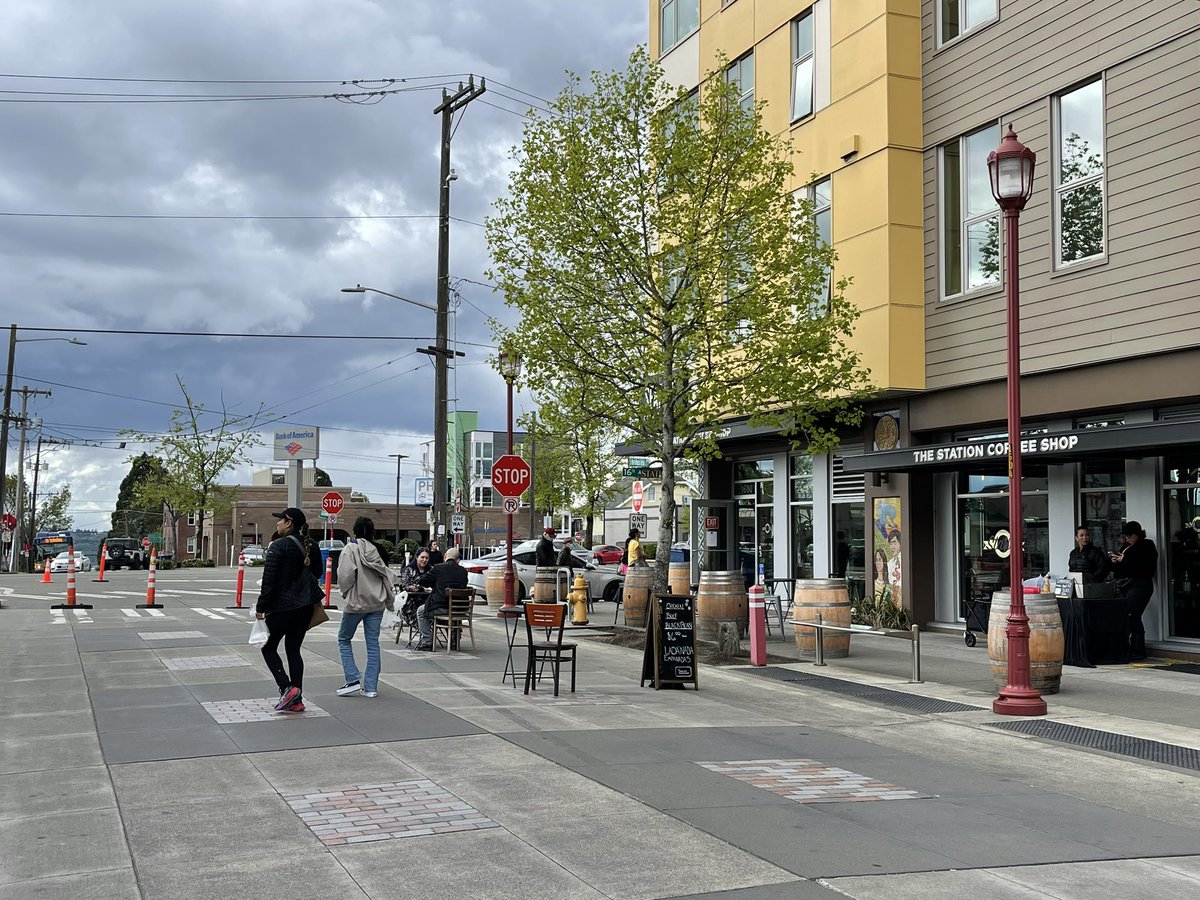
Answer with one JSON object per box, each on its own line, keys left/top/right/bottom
{"left": 147, "top": 609, "right": 167, "bottom": 617}
{"left": 122, "top": 609, "right": 140, "bottom": 618}
{"left": 211, "top": 608, "right": 248, "bottom": 619}
{"left": 72, "top": 609, "right": 88, "bottom": 618}
{"left": 193, "top": 608, "right": 224, "bottom": 619}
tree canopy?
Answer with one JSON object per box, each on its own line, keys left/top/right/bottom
{"left": 487, "top": 47, "right": 871, "bottom": 580}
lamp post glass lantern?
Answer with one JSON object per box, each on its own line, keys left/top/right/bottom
{"left": 987, "top": 125, "right": 1046, "bottom": 717}
{"left": 498, "top": 349, "right": 523, "bottom": 609}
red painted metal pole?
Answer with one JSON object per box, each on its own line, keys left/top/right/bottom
{"left": 749, "top": 583, "right": 766, "bottom": 666}
{"left": 323, "top": 554, "right": 334, "bottom": 608}
{"left": 503, "top": 375, "right": 517, "bottom": 610}
{"left": 994, "top": 205, "right": 1047, "bottom": 717}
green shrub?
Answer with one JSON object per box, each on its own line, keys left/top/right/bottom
{"left": 642, "top": 542, "right": 657, "bottom": 560}
{"left": 180, "top": 559, "right": 216, "bottom": 568}
{"left": 851, "top": 586, "right": 911, "bottom": 630}
{"left": 157, "top": 560, "right": 176, "bottom": 571}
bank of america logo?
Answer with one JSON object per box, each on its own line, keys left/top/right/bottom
{"left": 285, "top": 441, "right": 303, "bottom": 456}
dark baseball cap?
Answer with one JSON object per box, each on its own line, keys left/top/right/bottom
{"left": 272, "top": 507, "right": 307, "bottom": 528}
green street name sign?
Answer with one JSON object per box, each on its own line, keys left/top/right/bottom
{"left": 622, "top": 467, "right": 663, "bottom": 479}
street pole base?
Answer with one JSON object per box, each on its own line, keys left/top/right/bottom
{"left": 226, "top": 604, "right": 246, "bottom": 610}
{"left": 51, "top": 603, "right": 94, "bottom": 610}
{"left": 92, "top": 577, "right": 108, "bottom": 583}
{"left": 136, "top": 603, "right": 164, "bottom": 610}
{"left": 993, "top": 688, "right": 1047, "bottom": 717}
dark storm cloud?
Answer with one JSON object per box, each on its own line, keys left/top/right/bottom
{"left": 0, "top": 0, "right": 646, "bottom": 522}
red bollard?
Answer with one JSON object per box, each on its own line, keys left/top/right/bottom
{"left": 137, "top": 548, "right": 163, "bottom": 609}
{"left": 51, "top": 544, "right": 93, "bottom": 610}
{"left": 228, "top": 552, "right": 246, "bottom": 609}
{"left": 749, "top": 583, "right": 766, "bottom": 666}
{"left": 322, "top": 554, "right": 338, "bottom": 609}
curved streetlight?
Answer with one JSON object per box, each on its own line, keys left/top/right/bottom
{"left": 986, "top": 126, "right": 1045, "bottom": 717}
{"left": 0, "top": 326, "right": 88, "bottom": 571}
{"left": 341, "top": 284, "right": 456, "bottom": 542}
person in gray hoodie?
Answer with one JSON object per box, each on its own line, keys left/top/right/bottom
{"left": 335, "top": 517, "right": 395, "bottom": 698}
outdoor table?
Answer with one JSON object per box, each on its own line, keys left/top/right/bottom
{"left": 1057, "top": 596, "right": 1094, "bottom": 667}
{"left": 498, "top": 604, "right": 526, "bottom": 686}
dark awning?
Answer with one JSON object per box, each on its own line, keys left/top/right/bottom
{"left": 841, "top": 419, "right": 1200, "bottom": 474}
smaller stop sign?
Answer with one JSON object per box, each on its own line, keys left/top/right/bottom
{"left": 631, "top": 480, "right": 644, "bottom": 513}
{"left": 142, "top": 537, "right": 151, "bottom": 548}
{"left": 491, "top": 454, "right": 532, "bottom": 498}
{"left": 322, "top": 491, "right": 345, "bottom": 516}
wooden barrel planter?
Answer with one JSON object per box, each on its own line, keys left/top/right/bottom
{"left": 533, "top": 566, "right": 565, "bottom": 603}
{"left": 621, "top": 567, "right": 655, "bottom": 628}
{"left": 485, "top": 562, "right": 509, "bottom": 609}
{"left": 668, "top": 560, "right": 692, "bottom": 597}
{"left": 792, "top": 578, "right": 851, "bottom": 659}
{"left": 987, "top": 590, "right": 1064, "bottom": 694}
{"left": 696, "top": 570, "right": 747, "bottom": 641}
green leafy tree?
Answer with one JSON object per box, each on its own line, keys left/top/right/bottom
{"left": 111, "top": 453, "right": 168, "bottom": 537}
{"left": 314, "top": 467, "right": 333, "bottom": 487}
{"left": 4, "top": 473, "right": 71, "bottom": 535}
{"left": 487, "top": 48, "right": 871, "bottom": 589}
{"left": 121, "top": 377, "right": 267, "bottom": 561}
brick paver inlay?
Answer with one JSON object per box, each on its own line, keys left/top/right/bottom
{"left": 201, "top": 698, "right": 331, "bottom": 723}
{"left": 161, "top": 655, "right": 252, "bottom": 671}
{"left": 283, "top": 779, "right": 499, "bottom": 846}
{"left": 137, "top": 630, "right": 208, "bottom": 640}
{"left": 697, "top": 758, "right": 927, "bottom": 803}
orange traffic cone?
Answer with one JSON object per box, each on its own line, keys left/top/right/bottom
{"left": 42, "top": 562, "right": 53, "bottom": 583}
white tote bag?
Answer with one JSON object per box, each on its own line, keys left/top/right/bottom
{"left": 248, "top": 618, "right": 269, "bottom": 647}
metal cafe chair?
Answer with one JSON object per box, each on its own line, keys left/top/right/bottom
{"left": 523, "top": 602, "right": 577, "bottom": 696}
{"left": 433, "top": 588, "right": 477, "bottom": 655}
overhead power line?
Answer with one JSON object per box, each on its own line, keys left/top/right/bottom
{"left": 0, "top": 72, "right": 471, "bottom": 85}
{"left": 0, "top": 212, "right": 485, "bottom": 226}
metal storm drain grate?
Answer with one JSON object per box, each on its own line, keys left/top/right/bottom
{"left": 749, "top": 666, "right": 986, "bottom": 714}
{"left": 986, "top": 720, "right": 1200, "bottom": 772}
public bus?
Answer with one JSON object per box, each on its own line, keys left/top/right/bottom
{"left": 33, "top": 531, "right": 73, "bottom": 570}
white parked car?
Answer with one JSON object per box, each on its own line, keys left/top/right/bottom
{"left": 49, "top": 551, "right": 92, "bottom": 573}
{"left": 240, "top": 545, "right": 265, "bottom": 564}
{"left": 464, "top": 539, "right": 623, "bottom": 603}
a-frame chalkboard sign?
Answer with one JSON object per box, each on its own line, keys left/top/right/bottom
{"left": 640, "top": 593, "right": 698, "bottom": 690}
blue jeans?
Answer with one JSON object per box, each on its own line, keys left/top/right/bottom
{"left": 338, "top": 610, "right": 384, "bottom": 692}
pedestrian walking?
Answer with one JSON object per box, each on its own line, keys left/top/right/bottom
{"left": 336, "top": 517, "right": 395, "bottom": 698}
{"left": 256, "top": 507, "right": 325, "bottom": 712}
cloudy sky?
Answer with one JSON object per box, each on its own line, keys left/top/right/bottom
{"left": 0, "top": 0, "right": 646, "bottom": 533}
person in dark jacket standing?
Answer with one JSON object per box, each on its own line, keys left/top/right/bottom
{"left": 536, "top": 527, "right": 557, "bottom": 566}
{"left": 425, "top": 540, "right": 445, "bottom": 566}
{"left": 414, "top": 547, "right": 468, "bottom": 650}
{"left": 1068, "top": 525, "right": 1109, "bottom": 584}
{"left": 256, "top": 507, "right": 324, "bottom": 711}
{"left": 1110, "top": 520, "right": 1158, "bottom": 661}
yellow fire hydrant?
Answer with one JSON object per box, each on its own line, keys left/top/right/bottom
{"left": 569, "top": 573, "right": 590, "bottom": 625}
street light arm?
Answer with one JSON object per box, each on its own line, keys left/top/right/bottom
{"left": 341, "top": 285, "right": 438, "bottom": 313}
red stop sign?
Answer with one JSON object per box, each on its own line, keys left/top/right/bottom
{"left": 491, "top": 455, "right": 531, "bottom": 498}
{"left": 321, "top": 491, "right": 345, "bottom": 515}
{"left": 631, "top": 480, "right": 644, "bottom": 513}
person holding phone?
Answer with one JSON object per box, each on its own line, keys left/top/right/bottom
{"left": 1110, "top": 521, "right": 1158, "bottom": 661}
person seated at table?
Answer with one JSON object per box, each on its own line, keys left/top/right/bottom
{"left": 1110, "top": 521, "right": 1158, "bottom": 661}
{"left": 414, "top": 547, "right": 468, "bottom": 651}
{"left": 1068, "top": 525, "right": 1109, "bottom": 584}
{"left": 400, "top": 548, "right": 433, "bottom": 592}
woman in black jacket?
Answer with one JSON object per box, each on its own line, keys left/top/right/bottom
{"left": 256, "top": 507, "right": 324, "bottom": 711}
{"left": 1110, "top": 520, "right": 1158, "bottom": 661}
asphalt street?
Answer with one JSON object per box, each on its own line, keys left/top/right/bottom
{"left": 2, "top": 568, "right": 1199, "bottom": 899}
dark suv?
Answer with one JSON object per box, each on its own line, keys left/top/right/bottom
{"left": 105, "top": 538, "right": 147, "bottom": 570}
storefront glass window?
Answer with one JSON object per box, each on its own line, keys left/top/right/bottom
{"left": 1164, "top": 457, "right": 1200, "bottom": 640}
{"left": 735, "top": 459, "right": 774, "bottom": 584}
{"left": 789, "top": 455, "right": 814, "bottom": 580}
{"left": 832, "top": 503, "right": 864, "bottom": 601}
{"left": 958, "top": 479, "right": 1050, "bottom": 621}
{"left": 1081, "top": 460, "right": 1126, "bottom": 554}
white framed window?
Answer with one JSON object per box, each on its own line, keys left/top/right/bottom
{"left": 791, "top": 11, "right": 814, "bottom": 121}
{"left": 473, "top": 486, "right": 494, "bottom": 507}
{"left": 940, "top": 123, "right": 1001, "bottom": 299}
{"left": 725, "top": 51, "right": 754, "bottom": 113}
{"left": 473, "top": 440, "right": 493, "bottom": 478}
{"left": 647, "top": 486, "right": 657, "bottom": 502}
{"left": 186, "top": 512, "right": 197, "bottom": 526}
{"left": 939, "top": 0, "right": 998, "bottom": 46}
{"left": 186, "top": 537, "right": 196, "bottom": 553}
{"left": 1055, "top": 78, "right": 1105, "bottom": 268}
{"left": 660, "top": 0, "right": 699, "bottom": 54}
{"left": 792, "top": 178, "right": 833, "bottom": 316}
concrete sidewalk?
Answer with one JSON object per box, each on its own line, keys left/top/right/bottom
{"left": 2, "top": 575, "right": 1199, "bottom": 899}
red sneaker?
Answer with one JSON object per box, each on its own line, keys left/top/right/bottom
{"left": 282, "top": 700, "right": 305, "bottom": 713}
{"left": 274, "top": 686, "right": 301, "bottom": 711}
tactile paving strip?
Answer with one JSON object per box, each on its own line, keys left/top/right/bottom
{"left": 283, "top": 779, "right": 499, "bottom": 845}
{"left": 697, "top": 758, "right": 928, "bottom": 803}
{"left": 201, "top": 697, "right": 330, "bottom": 723}
{"left": 137, "top": 630, "right": 208, "bottom": 641}
{"left": 161, "top": 655, "right": 252, "bottom": 671}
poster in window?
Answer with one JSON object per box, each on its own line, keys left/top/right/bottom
{"left": 873, "top": 497, "right": 902, "bottom": 609}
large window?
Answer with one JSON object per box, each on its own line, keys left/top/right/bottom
{"left": 1056, "top": 78, "right": 1105, "bottom": 267}
{"left": 939, "top": 0, "right": 997, "bottom": 45}
{"left": 789, "top": 455, "right": 814, "bottom": 581}
{"left": 725, "top": 51, "right": 754, "bottom": 113}
{"left": 810, "top": 177, "right": 832, "bottom": 315}
{"left": 1165, "top": 458, "right": 1200, "bottom": 640}
{"left": 473, "top": 486, "right": 494, "bottom": 507}
{"left": 941, "top": 123, "right": 1000, "bottom": 299}
{"left": 736, "top": 460, "right": 775, "bottom": 584}
{"left": 791, "top": 11, "right": 814, "bottom": 121}
{"left": 473, "top": 440, "right": 493, "bottom": 478}
{"left": 660, "top": 0, "right": 698, "bottom": 54}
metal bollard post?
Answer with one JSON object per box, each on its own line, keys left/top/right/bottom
{"left": 814, "top": 612, "right": 825, "bottom": 667}
{"left": 910, "top": 624, "right": 923, "bottom": 683}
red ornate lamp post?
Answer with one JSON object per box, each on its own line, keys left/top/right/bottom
{"left": 988, "top": 125, "right": 1046, "bottom": 717}
{"left": 497, "top": 348, "right": 523, "bottom": 609}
